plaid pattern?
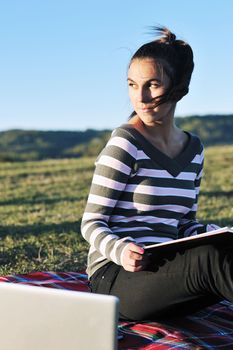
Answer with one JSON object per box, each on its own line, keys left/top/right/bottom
{"left": 1, "top": 272, "right": 233, "bottom": 349}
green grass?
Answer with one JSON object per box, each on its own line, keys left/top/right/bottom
{"left": 0, "top": 146, "right": 232, "bottom": 275}
{"left": 198, "top": 145, "right": 233, "bottom": 227}
{"left": 0, "top": 158, "right": 95, "bottom": 275}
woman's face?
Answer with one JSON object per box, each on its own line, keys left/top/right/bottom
{"left": 127, "top": 58, "right": 175, "bottom": 125}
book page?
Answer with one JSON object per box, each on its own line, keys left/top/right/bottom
{"left": 144, "top": 227, "right": 233, "bottom": 251}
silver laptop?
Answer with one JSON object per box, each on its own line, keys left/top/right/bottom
{"left": 0, "top": 282, "right": 119, "bottom": 350}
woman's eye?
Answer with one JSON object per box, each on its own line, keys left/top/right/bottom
{"left": 150, "top": 83, "right": 160, "bottom": 88}
{"left": 128, "top": 83, "right": 137, "bottom": 88}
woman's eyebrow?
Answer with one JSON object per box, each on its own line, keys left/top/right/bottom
{"left": 127, "top": 77, "right": 161, "bottom": 83}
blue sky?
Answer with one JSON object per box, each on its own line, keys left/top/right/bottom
{"left": 0, "top": 0, "right": 232, "bottom": 131}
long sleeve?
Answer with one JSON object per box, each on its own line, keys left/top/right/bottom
{"left": 81, "top": 131, "right": 137, "bottom": 269}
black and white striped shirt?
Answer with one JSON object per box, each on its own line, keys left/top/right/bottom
{"left": 81, "top": 126, "right": 210, "bottom": 277}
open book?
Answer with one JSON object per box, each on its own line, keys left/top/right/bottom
{"left": 144, "top": 226, "right": 233, "bottom": 252}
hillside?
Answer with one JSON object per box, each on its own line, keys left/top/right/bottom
{"left": 0, "top": 129, "right": 110, "bottom": 161}
{"left": 0, "top": 114, "right": 232, "bottom": 161}
{"left": 175, "top": 114, "right": 233, "bottom": 146}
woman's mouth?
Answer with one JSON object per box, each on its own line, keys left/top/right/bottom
{"left": 139, "top": 106, "right": 155, "bottom": 113}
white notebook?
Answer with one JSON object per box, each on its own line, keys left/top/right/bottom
{"left": 144, "top": 226, "right": 233, "bottom": 251}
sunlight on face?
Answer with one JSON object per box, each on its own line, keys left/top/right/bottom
{"left": 128, "top": 58, "right": 174, "bottom": 125}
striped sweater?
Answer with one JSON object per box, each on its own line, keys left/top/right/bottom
{"left": 81, "top": 126, "right": 212, "bottom": 277}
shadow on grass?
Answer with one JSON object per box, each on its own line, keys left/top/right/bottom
{"left": 0, "top": 196, "right": 86, "bottom": 206}
{"left": 201, "top": 190, "right": 233, "bottom": 197}
{"left": 201, "top": 218, "right": 233, "bottom": 227}
{"left": 0, "top": 164, "right": 94, "bottom": 180}
{"left": 0, "top": 220, "right": 82, "bottom": 238}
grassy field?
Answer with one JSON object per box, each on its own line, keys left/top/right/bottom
{"left": 0, "top": 145, "right": 232, "bottom": 276}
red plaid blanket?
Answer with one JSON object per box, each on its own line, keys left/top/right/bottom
{"left": 1, "top": 271, "right": 233, "bottom": 349}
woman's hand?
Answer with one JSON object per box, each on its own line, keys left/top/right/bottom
{"left": 121, "top": 243, "right": 149, "bottom": 272}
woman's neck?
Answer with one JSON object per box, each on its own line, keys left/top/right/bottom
{"left": 127, "top": 110, "right": 188, "bottom": 159}
{"left": 128, "top": 113, "right": 176, "bottom": 144}
{"left": 141, "top": 118, "right": 176, "bottom": 144}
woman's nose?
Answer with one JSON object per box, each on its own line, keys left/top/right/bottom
{"left": 137, "top": 87, "right": 150, "bottom": 103}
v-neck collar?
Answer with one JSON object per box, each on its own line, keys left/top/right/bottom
{"left": 118, "top": 126, "right": 201, "bottom": 177}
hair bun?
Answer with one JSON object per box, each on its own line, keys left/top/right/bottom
{"left": 163, "top": 28, "right": 176, "bottom": 44}
{"left": 152, "top": 26, "right": 177, "bottom": 44}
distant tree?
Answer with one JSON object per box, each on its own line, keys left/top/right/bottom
{"left": 0, "top": 115, "right": 232, "bottom": 161}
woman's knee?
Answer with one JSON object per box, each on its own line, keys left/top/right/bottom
{"left": 185, "top": 244, "right": 231, "bottom": 294}
{"left": 188, "top": 244, "right": 220, "bottom": 265}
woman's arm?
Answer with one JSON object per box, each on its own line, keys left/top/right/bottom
{"left": 81, "top": 130, "right": 144, "bottom": 268}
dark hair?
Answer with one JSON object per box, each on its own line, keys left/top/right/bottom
{"left": 129, "top": 26, "right": 194, "bottom": 116}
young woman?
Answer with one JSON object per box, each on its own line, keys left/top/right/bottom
{"left": 81, "top": 26, "right": 232, "bottom": 321}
